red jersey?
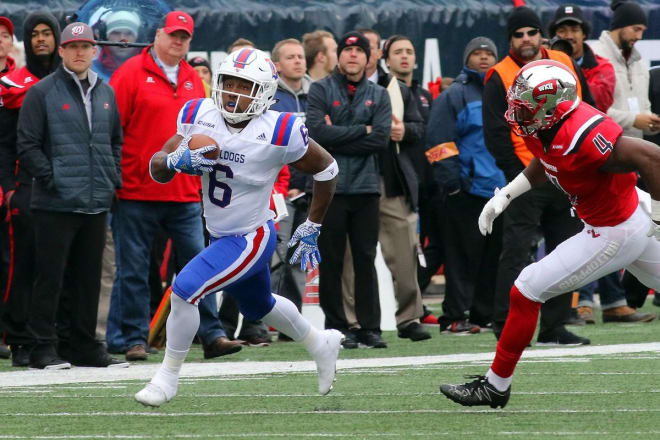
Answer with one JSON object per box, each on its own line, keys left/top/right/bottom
{"left": 525, "top": 102, "right": 637, "bottom": 227}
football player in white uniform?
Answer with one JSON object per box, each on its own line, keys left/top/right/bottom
{"left": 135, "top": 48, "right": 343, "bottom": 407}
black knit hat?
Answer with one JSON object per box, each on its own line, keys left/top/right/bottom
{"left": 337, "top": 31, "right": 371, "bottom": 60}
{"left": 549, "top": 4, "right": 592, "bottom": 38}
{"left": 610, "top": 1, "right": 647, "bottom": 30}
{"left": 188, "top": 56, "right": 211, "bottom": 72}
{"left": 507, "top": 6, "right": 542, "bottom": 39}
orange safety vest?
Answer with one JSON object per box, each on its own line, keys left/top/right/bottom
{"left": 485, "top": 50, "right": 583, "bottom": 167}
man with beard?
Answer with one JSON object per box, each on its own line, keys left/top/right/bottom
{"left": 592, "top": 0, "right": 660, "bottom": 138}
{"left": 0, "top": 12, "right": 61, "bottom": 366}
{"left": 482, "top": 6, "right": 594, "bottom": 346}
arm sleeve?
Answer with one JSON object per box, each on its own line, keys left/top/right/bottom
{"left": 482, "top": 71, "right": 524, "bottom": 182}
{"left": 425, "top": 91, "right": 461, "bottom": 193}
{"left": 0, "top": 108, "right": 19, "bottom": 193}
{"left": 576, "top": 117, "right": 623, "bottom": 169}
{"left": 282, "top": 117, "right": 310, "bottom": 164}
{"left": 587, "top": 61, "right": 616, "bottom": 113}
{"left": 573, "top": 59, "right": 596, "bottom": 107}
{"left": 176, "top": 98, "right": 215, "bottom": 138}
{"left": 329, "top": 91, "right": 392, "bottom": 156}
{"left": 16, "top": 88, "right": 53, "bottom": 189}
{"left": 109, "top": 67, "right": 136, "bottom": 131}
{"left": 306, "top": 82, "right": 368, "bottom": 147}
{"left": 110, "top": 93, "right": 123, "bottom": 188}
{"left": 400, "top": 84, "right": 425, "bottom": 149}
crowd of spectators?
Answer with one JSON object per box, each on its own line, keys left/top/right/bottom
{"left": 0, "top": 0, "right": 658, "bottom": 367}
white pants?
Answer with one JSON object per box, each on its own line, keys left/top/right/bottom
{"left": 516, "top": 205, "right": 660, "bottom": 303}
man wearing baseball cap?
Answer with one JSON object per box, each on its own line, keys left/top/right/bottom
{"left": 0, "top": 16, "right": 15, "bottom": 78}
{"left": 16, "top": 22, "right": 126, "bottom": 369}
{"left": 549, "top": 4, "right": 615, "bottom": 113}
{"left": 592, "top": 0, "right": 660, "bottom": 138}
{"left": 306, "top": 30, "right": 392, "bottom": 349}
{"left": 108, "top": 11, "right": 241, "bottom": 362}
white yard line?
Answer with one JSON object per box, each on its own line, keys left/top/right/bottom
{"left": 0, "top": 342, "right": 658, "bottom": 388}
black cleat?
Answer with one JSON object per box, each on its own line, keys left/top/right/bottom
{"left": 440, "top": 375, "right": 510, "bottom": 409}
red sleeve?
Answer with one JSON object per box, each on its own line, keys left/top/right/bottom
{"left": 273, "top": 165, "right": 290, "bottom": 195}
{"left": 269, "top": 165, "right": 290, "bottom": 211}
{"left": 585, "top": 57, "right": 615, "bottom": 113}
{"left": 575, "top": 116, "right": 623, "bottom": 169}
{"left": 109, "top": 62, "right": 136, "bottom": 130}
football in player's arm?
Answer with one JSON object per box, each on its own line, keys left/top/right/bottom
{"left": 150, "top": 133, "right": 337, "bottom": 229}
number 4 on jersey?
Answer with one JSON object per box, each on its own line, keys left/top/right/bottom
{"left": 593, "top": 133, "right": 613, "bottom": 155}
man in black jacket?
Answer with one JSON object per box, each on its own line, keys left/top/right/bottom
{"left": 376, "top": 35, "right": 430, "bottom": 341}
{"left": 17, "top": 23, "right": 125, "bottom": 369}
{"left": 306, "top": 31, "right": 392, "bottom": 348}
{"left": 0, "top": 11, "right": 62, "bottom": 367}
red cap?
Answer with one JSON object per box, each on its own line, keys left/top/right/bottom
{"left": 162, "top": 11, "right": 194, "bottom": 36}
{"left": 0, "top": 16, "right": 14, "bottom": 37}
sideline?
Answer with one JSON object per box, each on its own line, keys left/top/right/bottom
{"left": 1, "top": 342, "right": 658, "bottom": 388}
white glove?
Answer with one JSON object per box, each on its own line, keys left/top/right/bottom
{"left": 166, "top": 136, "right": 217, "bottom": 175}
{"left": 287, "top": 219, "right": 322, "bottom": 270}
{"left": 478, "top": 188, "right": 510, "bottom": 236}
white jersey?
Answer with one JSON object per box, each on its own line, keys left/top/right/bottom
{"left": 176, "top": 98, "right": 308, "bottom": 236}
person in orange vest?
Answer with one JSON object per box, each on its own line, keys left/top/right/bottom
{"left": 482, "top": 6, "right": 595, "bottom": 346}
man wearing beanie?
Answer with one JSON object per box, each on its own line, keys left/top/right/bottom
{"left": 482, "top": 6, "right": 594, "bottom": 346}
{"left": 592, "top": 0, "right": 660, "bottom": 138}
{"left": 550, "top": 4, "right": 655, "bottom": 325}
{"left": 306, "top": 31, "right": 392, "bottom": 349}
{"left": 426, "top": 36, "right": 505, "bottom": 334}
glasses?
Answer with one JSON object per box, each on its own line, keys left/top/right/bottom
{"left": 512, "top": 29, "right": 540, "bottom": 39}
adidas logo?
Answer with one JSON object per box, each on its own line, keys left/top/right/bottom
{"left": 146, "top": 76, "right": 155, "bottom": 83}
{"left": 256, "top": 133, "right": 267, "bottom": 141}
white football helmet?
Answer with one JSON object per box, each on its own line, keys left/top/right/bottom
{"left": 505, "top": 59, "right": 580, "bottom": 137}
{"left": 212, "top": 48, "right": 279, "bottom": 124}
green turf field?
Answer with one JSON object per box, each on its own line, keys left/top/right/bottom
{"left": 1, "top": 303, "right": 659, "bottom": 439}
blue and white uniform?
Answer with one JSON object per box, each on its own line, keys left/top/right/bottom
{"left": 171, "top": 98, "right": 309, "bottom": 318}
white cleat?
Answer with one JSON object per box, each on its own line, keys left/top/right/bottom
{"left": 314, "top": 329, "right": 344, "bottom": 395}
{"left": 135, "top": 383, "right": 172, "bottom": 407}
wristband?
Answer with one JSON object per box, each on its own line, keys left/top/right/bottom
{"left": 313, "top": 160, "right": 338, "bottom": 181}
{"left": 500, "top": 173, "right": 532, "bottom": 201}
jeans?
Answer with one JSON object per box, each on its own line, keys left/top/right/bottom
{"left": 577, "top": 272, "right": 627, "bottom": 310}
{"left": 106, "top": 200, "right": 226, "bottom": 350}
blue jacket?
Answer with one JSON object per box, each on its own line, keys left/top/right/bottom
{"left": 425, "top": 66, "right": 505, "bottom": 199}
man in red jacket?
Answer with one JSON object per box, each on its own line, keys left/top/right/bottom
{"left": 108, "top": 11, "right": 241, "bottom": 361}
{"left": 0, "top": 16, "right": 15, "bottom": 78}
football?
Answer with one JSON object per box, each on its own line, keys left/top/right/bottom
{"left": 188, "top": 134, "right": 220, "bottom": 160}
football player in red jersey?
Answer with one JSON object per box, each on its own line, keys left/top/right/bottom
{"left": 441, "top": 59, "right": 660, "bottom": 409}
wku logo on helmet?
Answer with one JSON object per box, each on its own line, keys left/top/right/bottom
{"left": 233, "top": 48, "right": 255, "bottom": 70}
{"left": 71, "top": 25, "right": 85, "bottom": 36}
{"left": 346, "top": 36, "right": 358, "bottom": 45}
{"left": 532, "top": 79, "right": 558, "bottom": 100}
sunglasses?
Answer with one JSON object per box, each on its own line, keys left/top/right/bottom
{"left": 512, "top": 29, "right": 540, "bottom": 38}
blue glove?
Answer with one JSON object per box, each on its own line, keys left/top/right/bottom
{"left": 287, "top": 219, "right": 322, "bottom": 270}
{"left": 166, "top": 136, "right": 217, "bottom": 175}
